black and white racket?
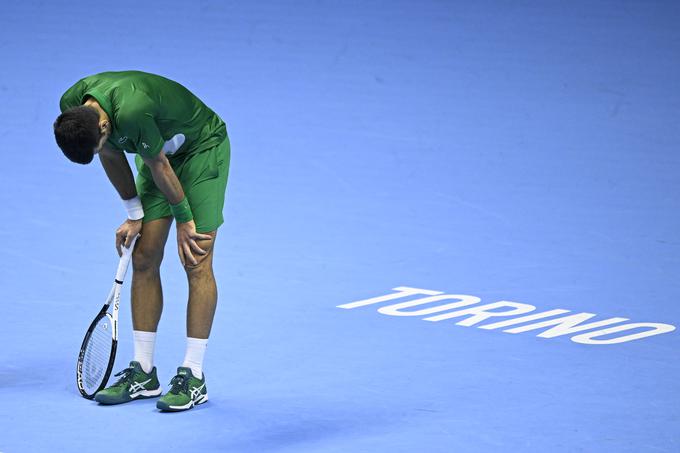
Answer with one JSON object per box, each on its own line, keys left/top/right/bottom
{"left": 76, "top": 235, "right": 138, "bottom": 399}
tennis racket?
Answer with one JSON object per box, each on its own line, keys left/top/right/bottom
{"left": 76, "top": 235, "right": 138, "bottom": 399}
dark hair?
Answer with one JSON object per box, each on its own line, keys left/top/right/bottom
{"left": 53, "top": 106, "right": 101, "bottom": 164}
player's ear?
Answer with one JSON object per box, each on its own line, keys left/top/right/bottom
{"left": 99, "top": 120, "right": 111, "bottom": 135}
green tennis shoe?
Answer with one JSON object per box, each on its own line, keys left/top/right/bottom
{"left": 156, "top": 367, "right": 208, "bottom": 412}
{"left": 94, "top": 361, "right": 162, "bottom": 405}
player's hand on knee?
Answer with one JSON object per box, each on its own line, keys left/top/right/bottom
{"left": 176, "top": 220, "right": 213, "bottom": 266}
{"left": 115, "top": 219, "right": 143, "bottom": 256}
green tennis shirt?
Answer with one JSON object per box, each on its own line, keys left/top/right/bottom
{"left": 59, "top": 70, "right": 226, "bottom": 160}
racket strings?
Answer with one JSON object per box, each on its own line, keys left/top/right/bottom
{"left": 81, "top": 316, "right": 114, "bottom": 394}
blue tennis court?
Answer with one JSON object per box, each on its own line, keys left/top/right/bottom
{"left": 1, "top": 1, "right": 679, "bottom": 451}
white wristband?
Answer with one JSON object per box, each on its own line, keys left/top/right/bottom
{"left": 123, "top": 196, "right": 144, "bottom": 221}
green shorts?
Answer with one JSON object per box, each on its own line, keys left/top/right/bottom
{"left": 135, "top": 137, "right": 231, "bottom": 233}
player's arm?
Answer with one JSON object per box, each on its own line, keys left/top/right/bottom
{"left": 141, "top": 151, "right": 212, "bottom": 266}
{"left": 99, "top": 145, "right": 137, "bottom": 200}
{"left": 99, "top": 145, "right": 143, "bottom": 255}
{"left": 140, "top": 151, "right": 183, "bottom": 204}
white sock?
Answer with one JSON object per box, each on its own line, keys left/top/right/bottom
{"left": 133, "top": 330, "right": 156, "bottom": 374}
{"left": 182, "top": 337, "right": 208, "bottom": 379}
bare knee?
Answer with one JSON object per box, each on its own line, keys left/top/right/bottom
{"left": 133, "top": 247, "right": 163, "bottom": 273}
{"left": 183, "top": 232, "right": 216, "bottom": 277}
{"left": 131, "top": 218, "right": 172, "bottom": 274}
{"left": 183, "top": 252, "right": 213, "bottom": 278}
{"left": 184, "top": 241, "right": 212, "bottom": 279}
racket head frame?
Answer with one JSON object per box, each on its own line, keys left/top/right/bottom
{"left": 76, "top": 236, "right": 136, "bottom": 399}
{"left": 76, "top": 307, "right": 118, "bottom": 399}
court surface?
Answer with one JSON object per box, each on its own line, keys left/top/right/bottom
{"left": 1, "top": 1, "right": 679, "bottom": 452}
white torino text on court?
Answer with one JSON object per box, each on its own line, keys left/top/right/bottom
{"left": 337, "top": 286, "right": 675, "bottom": 345}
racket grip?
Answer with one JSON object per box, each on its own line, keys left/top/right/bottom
{"left": 115, "top": 235, "right": 139, "bottom": 283}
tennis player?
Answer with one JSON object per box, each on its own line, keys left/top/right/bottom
{"left": 54, "top": 71, "right": 230, "bottom": 411}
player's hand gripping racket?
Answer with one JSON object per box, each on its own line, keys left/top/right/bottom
{"left": 76, "top": 235, "right": 138, "bottom": 399}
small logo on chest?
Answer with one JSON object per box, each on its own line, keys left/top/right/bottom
{"left": 118, "top": 136, "right": 128, "bottom": 144}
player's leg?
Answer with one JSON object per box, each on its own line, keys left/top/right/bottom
{"left": 185, "top": 232, "right": 218, "bottom": 339}
{"left": 156, "top": 233, "right": 216, "bottom": 412}
{"left": 129, "top": 159, "right": 175, "bottom": 375}
{"left": 131, "top": 216, "right": 173, "bottom": 333}
{"left": 157, "top": 137, "right": 229, "bottom": 411}
{"left": 180, "top": 138, "right": 229, "bottom": 376}
{"left": 94, "top": 218, "right": 172, "bottom": 405}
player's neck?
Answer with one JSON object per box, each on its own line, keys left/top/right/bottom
{"left": 83, "top": 98, "right": 110, "bottom": 123}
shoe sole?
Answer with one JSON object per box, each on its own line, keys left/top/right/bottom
{"left": 157, "top": 393, "right": 209, "bottom": 412}
{"left": 95, "top": 388, "right": 163, "bottom": 405}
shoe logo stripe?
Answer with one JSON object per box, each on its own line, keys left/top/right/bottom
{"left": 189, "top": 383, "right": 206, "bottom": 401}
{"left": 129, "top": 378, "right": 152, "bottom": 393}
